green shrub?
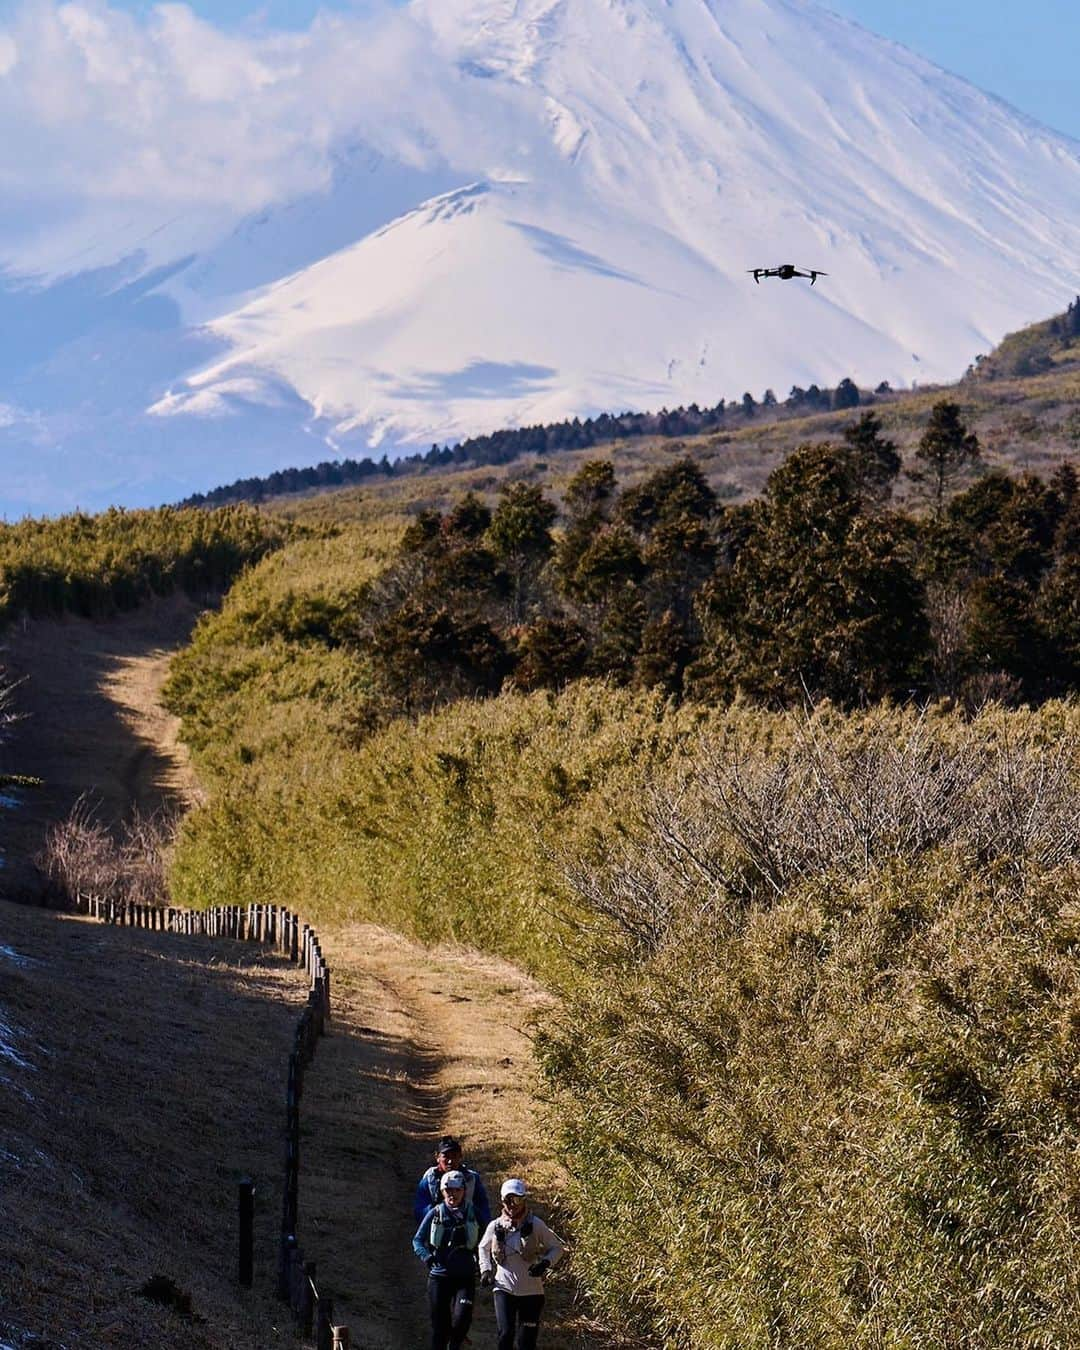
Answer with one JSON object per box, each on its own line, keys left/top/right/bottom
{"left": 537, "top": 706, "right": 1080, "bottom": 1347}
{"left": 0, "top": 504, "right": 288, "bottom": 624}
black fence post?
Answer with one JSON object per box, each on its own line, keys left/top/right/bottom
{"left": 317, "top": 1295, "right": 334, "bottom": 1350}
{"left": 301, "top": 1262, "right": 316, "bottom": 1336}
{"left": 238, "top": 1177, "right": 255, "bottom": 1287}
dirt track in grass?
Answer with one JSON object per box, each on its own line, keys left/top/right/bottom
{"left": 0, "top": 601, "right": 615, "bottom": 1348}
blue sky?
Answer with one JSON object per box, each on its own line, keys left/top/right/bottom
{"left": 16, "top": 0, "right": 1075, "bottom": 142}
{"left": 825, "top": 1, "right": 1080, "bottom": 141}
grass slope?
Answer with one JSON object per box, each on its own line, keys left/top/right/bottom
{"left": 0, "top": 901, "right": 307, "bottom": 1350}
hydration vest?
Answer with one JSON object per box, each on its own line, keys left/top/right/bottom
{"left": 429, "top": 1202, "right": 480, "bottom": 1255}
{"left": 491, "top": 1216, "right": 540, "bottom": 1266}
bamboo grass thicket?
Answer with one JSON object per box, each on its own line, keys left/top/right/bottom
{"left": 0, "top": 503, "right": 290, "bottom": 625}
{"left": 160, "top": 513, "right": 1080, "bottom": 1347}
{"left": 168, "top": 663, "right": 1080, "bottom": 1344}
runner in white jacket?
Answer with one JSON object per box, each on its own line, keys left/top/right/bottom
{"left": 478, "top": 1178, "right": 565, "bottom": 1350}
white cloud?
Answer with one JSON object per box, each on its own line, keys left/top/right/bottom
{"left": 0, "top": 0, "right": 544, "bottom": 277}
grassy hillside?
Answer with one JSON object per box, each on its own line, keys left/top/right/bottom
{"left": 0, "top": 503, "right": 290, "bottom": 626}
{"left": 152, "top": 309, "right": 1080, "bottom": 1344}
{"left": 0, "top": 901, "right": 307, "bottom": 1350}
{"left": 4, "top": 302, "right": 1064, "bottom": 1347}
{"left": 166, "top": 651, "right": 1080, "bottom": 1346}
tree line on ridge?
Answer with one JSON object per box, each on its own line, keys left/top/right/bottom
{"left": 177, "top": 377, "right": 878, "bottom": 509}
{"left": 349, "top": 401, "right": 1079, "bottom": 716}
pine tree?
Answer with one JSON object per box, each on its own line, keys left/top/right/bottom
{"left": 911, "top": 400, "right": 981, "bottom": 515}
{"left": 842, "top": 411, "right": 901, "bottom": 507}
{"left": 485, "top": 482, "right": 557, "bottom": 621}
{"left": 691, "top": 442, "right": 928, "bottom": 706}
{"left": 447, "top": 492, "right": 492, "bottom": 539}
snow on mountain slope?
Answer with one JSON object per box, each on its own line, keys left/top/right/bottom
{"left": 2, "top": 0, "right": 1080, "bottom": 515}
{"left": 153, "top": 0, "right": 1080, "bottom": 453}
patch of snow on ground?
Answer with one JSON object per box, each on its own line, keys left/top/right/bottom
{"left": 0, "top": 1013, "right": 32, "bottom": 1070}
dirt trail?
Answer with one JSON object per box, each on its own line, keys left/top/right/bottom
{"left": 1, "top": 603, "right": 612, "bottom": 1348}
{"left": 302, "top": 925, "right": 603, "bottom": 1349}
{"left": 1, "top": 597, "right": 204, "bottom": 895}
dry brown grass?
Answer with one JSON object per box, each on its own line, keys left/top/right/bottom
{"left": 2, "top": 575, "right": 623, "bottom": 1349}
{"left": 0, "top": 899, "right": 309, "bottom": 1349}
{"left": 1, "top": 596, "right": 203, "bottom": 899}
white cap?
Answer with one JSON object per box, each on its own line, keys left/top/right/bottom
{"left": 500, "top": 1178, "right": 528, "bottom": 1199}
{"left": 440, "top": 1170, "right": 467, "bottom": 1192}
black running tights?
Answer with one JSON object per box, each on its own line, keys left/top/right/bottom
{"left": 427, "top": 1273, "right": 475, "bottom": 1350}
{"left": 493, "top": 1290, "right": 545, "bottom": 1350}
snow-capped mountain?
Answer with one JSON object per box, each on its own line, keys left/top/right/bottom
{"left": 2, "top": 0, "right": 1080, "bottom": 517}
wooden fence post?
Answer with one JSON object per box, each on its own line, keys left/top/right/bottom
{"left": 238, "top": 1177, "right": 255, "bottom": 1287}
{"left": 78, "top": 889, "right": 341, "bottom": 1338}
{"left": 316, "top": 1295, "right": 333, "bottom": 1350}
{"left": 278, "top": 1231, "right": 297, "bottom": 1302}
{"left": 301, "top": 1262, "right": 316, "bottom": 1336}
{"left": 288, "top": 1242, "right": 303, "bottom": 1315}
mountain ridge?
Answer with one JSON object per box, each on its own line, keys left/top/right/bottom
{"left": 1, "top": 0, "right": 1079, "bottom": 517}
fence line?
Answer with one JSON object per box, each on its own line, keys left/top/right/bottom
{"left": 75, "top": 893, "right": 349, "bottom": 1347}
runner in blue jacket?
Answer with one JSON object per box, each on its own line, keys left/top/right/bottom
{"left": 413, "top": 1170, "right": 481, "bottom": 1350}
{"left": 413, "top": 1134, "right": 492, "bottom": 1228}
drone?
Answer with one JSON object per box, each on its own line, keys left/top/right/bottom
{"left": 748, "top": 264, "right": 827, "bottom": 285}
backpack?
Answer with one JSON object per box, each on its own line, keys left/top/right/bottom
{"left": 429, "top": 1202, "right": 480, "bottom": 1255}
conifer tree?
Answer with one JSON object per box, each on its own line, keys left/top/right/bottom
{"left": 447, "top": 491, "right": 492, "bottom": 539}
{"left": 842, "top": 411, "right": 901, "bottom": 507}
{"left": 691, "top": 442, "right": 927, "bottom": 705}
{"left": 633, "top": 608, "right": 692, "bottom": 695}
{"left": 485, "top": 481, "right": 557, "bottom": 621}
{"left": 831, "top": 377, "right": 860, "bottom": 410}
{"left": 911, "top": 400, "right": 981, "bottom": 515}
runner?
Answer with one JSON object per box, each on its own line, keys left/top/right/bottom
{"left": 479, "top": 1178, "right": 565, "bottom": 1350}
{"left": 414, "top": 1134, "right": 492, "bottom": 1227}
{"left": 413, "top": 1169, "right": 482, "bottom": 1350}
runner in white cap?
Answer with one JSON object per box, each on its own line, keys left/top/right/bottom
{"left": 478, "top": 1178, "right": 565, "bottom": 1350}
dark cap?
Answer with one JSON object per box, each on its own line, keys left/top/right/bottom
{"left": 436, "top": 1136, "right": 462, "bottom": 1154}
